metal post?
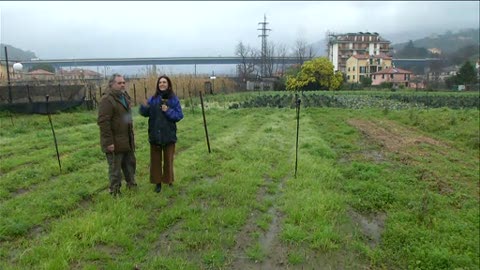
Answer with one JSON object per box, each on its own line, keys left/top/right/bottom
{"left": 210, "top": 71, "right": 216, "bottom": 95}
{"left": 294, "top": 93, "right": 301, "bottom": 178}
{"left": 189, "top": 87, "right": 194, "bottom": 114}
{"left": 26, "top": 84, "right": 32, "bottom": 103}
{"left": 199, "top": 91, "right": 211, "bottom": 153}
{"left": 4, "top": 46, "right": 12, "bottom": 104}
{"left": 88, "top": 87, "right": 93, "bottom": 110}
{"left": 57, "top": 84, "right": 63, "bottom": 101}
{"left": 46, "top": 95, "right": 62, "bottom": 172}
{"left": 133, "top": 83, "right": 137, "bottom": 106}
{"left": 3, "top": 47, "right": 15, "bottom": 125}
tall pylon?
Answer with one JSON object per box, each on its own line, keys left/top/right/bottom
{"left": 257, "top": 14, "right": 271, "bottom": 78}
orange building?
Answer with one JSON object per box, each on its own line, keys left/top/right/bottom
{"left": 346, "top": 53, "right": 392, "bottom": 83}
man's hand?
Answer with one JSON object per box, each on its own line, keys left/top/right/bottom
{"left": 107, "top": 144, "right": 115, "bottom": 152}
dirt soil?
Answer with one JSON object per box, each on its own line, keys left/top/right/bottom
{"left": 347, "top": 119, "right": 447, "bottom": 153}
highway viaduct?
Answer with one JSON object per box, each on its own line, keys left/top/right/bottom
{"left": 14, "top": 56, "right": 442, "bottom": 71}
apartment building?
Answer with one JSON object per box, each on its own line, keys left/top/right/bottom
{"left": 327, "top": 32, "right": 391, "bottom": 73}
{"left": 345, "top": 53, "right": 392, "bottom": 83}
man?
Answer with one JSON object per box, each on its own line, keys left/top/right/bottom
{"left": 97, "top": 74, "right": 137, "bottom": 196}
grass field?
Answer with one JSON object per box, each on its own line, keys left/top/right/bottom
{"left": 0, "top": 91, "right": 478, "bottom": 269}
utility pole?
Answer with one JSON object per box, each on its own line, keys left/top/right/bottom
{"left": 4, "top": 46, "right": 13, "bottom": 103}
{"left": 257, "top": 14, "right": 271, "bottom": 78}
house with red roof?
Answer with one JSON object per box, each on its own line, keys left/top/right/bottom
{"left": 25, "top": 69, "right": 55, "bottom": 80}
{"left": 371, "top": 67, "right": 424, "bottom": 89}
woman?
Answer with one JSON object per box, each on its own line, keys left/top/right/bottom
{"left": 139, "top": 75, "right": 184, "bottom": 193}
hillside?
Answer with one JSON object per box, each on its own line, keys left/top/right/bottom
{"left": 310, "top": 28, "right": 479, "bottom": 60}
{"left": 0, "top": 44, "right": 37, "bottom": 62}
{"left": 391, "top": 28, "right": 479, "bottom": 55}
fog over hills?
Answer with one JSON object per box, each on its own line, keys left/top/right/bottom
{"left": 3, "top": 26, "right": 478, "bottom": 76}
{"left": 1, "top": 0, "right": 478, "bottom": 75}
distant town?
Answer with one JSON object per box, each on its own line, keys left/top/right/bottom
{"left": 1, "top": 25, "right": 479, "bottom": 93}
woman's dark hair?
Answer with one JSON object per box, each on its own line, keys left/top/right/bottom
{"left": 155, "top": 75, "right": 174, "bottom": 98}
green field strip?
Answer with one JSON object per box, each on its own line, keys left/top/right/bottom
{"left": 0, "top": 97, "right": 478, "bottom": 269}
{"left": 0, "top": 123, "right": 100, "bottom": 172}
{"left": 303, "top": 109, "right": 479, "bottom": 269}
{"left": 0, "top": 143, "right": 104, "bottom": 201}
{"left": 0, "top": 108, "right": 270, "bottom": 268}
{"left": 113, "top": 109, "right": 297, "bottom": 268}
{"left": 0, "top": 161, "right": 112, "bottom": 241}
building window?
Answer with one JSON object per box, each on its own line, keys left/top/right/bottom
{"left": 390, "top": 74, "right": 394, "bottom": 79}
{"left": 353, "top": 67, "right": 356, "bottom": 71}
{"left": 373, "top": 75, "right": 376, "bottom": 80}
{"left": 347, "top": 75, "right": 350, "bottom": 80}
{"left": 353, "top": 75, "right": 356, "bottom": 80}
{"left": 348, "top": 67, "right": 350, "bottom": 72}
{"left": 382, "top": 74, "right": 385, "bottom": 79}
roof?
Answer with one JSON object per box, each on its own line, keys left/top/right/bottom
{"left": 334, "top": 32, "right": 379, "bottom": 36}
{"left": 373, "top": 53, "right": 392, "bottom": 60}
{"left": 329, "top": 32, "right": 390, "bottom": 43}
{"left": 58, "top": 68, "right": 102, "bottom": 76}
{"left": 27, "top": 69, "right": 55, "bottom": 75}
{"left": 373, "top": 67, "right": 413, "bottom": 75}
{"left": 352, "top": 54, "right": 370, "bottom": 60}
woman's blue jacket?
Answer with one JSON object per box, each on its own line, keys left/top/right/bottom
{"left": 139, "top": 95, "right": 183, "bottom": 145}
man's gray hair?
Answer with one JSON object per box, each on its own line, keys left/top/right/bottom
{"left": 108, "top": 73, "right": 124, "bottom": 88}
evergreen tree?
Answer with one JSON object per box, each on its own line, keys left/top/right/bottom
{"left": 456, "top": 61, "right": 477, "bottom": 84}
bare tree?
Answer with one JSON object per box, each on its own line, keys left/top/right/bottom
{"left": 275, "top": 43, "right": 288, "bottom": 77}
{"left": 235, "top": 41, "right": 256, "bottom": 82}
{"left": 265, "top": 43, "right": 275, "bottom": 77}
{"left": 293, "top": 38, "right": 315, "bottom": 65}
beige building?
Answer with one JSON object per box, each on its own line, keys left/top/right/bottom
{"left": 0, "top": 64, "right": 8, "bottom": 82}
{"left": 328, "top": 32, "right": 391, "bottom": 73}
{"left": 345, "top": 54, "right": 392, "bottom": 83}
{"left": 0, "top": 64, "right": 22, "bottom": 82}
{"left": 58, "top": 68, "right": 102, "bottom": 80}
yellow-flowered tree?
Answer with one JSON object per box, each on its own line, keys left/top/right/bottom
{"left": 286, "top": 57, "right": 343, "bottom": 91}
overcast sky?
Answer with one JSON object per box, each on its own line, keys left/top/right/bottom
{"left": 0, "top": 1, "right": 479, "bottom": 59}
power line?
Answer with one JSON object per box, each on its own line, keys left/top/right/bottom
{"left": 257, "top": 14, "right": 271, "bottom": 78}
